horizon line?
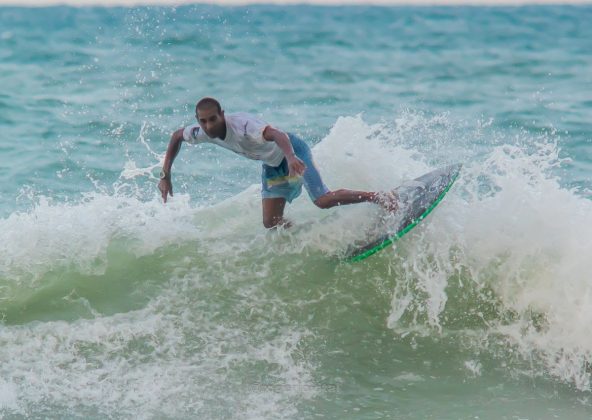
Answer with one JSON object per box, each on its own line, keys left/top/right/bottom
{"left": 1, "top": 0, "right": 591, "bottom": 7}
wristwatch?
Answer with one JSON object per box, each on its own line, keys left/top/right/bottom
{"left": 159, "top": 169, "right": 169, "bottom": 179}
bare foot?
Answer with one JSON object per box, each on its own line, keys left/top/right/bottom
{"left": 376, "top": 191, "right": 399, "bottom": 213}
{"left": 271, "top": 218, "right": 292, "bottom": 229}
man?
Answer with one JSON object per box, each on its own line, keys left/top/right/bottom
{"left": 158, "top": 97, "right": 396, "bottom": 228}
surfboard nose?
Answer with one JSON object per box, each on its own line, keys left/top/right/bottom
{"left": 442, "top": 163, "right": 462, "bottom": 174}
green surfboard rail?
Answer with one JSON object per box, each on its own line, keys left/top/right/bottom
{"left": 346, "top": 169, "right": 461, "bottom": 263}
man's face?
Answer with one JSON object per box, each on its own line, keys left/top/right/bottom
{"left": 196, "top": 107, "right": 225, "bottom": 139}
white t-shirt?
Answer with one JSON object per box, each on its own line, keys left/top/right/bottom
{"left": 182, "top": 112, "right": 285, "bottom": 167}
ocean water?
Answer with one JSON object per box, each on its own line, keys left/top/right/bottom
{"left": 1, "top": 3, "right": 592, "bottom": 419}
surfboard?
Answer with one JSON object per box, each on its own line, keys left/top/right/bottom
{"left": 344, "top": 164, "right": 462, "bottom": 262}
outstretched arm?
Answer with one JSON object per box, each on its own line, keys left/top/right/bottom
{"left": 263, "top": 126, "right": 306, "bottom": 177}
{"left": 158, "top": 128, "right": 184, "bottom": 203}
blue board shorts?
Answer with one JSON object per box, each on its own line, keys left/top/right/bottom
{"left": 261, "top": 133, "right": 330, "bottom": 203}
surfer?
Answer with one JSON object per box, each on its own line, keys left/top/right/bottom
{"left": 158, "top": 97, "right": 397, "bottom": 228}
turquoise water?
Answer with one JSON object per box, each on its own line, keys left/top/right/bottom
{"left": 1, "top": 4, "right": 592, "bottom": 418}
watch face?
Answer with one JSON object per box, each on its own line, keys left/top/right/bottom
{"left": 160, "top": 170, "right": 167, "bottom": 179}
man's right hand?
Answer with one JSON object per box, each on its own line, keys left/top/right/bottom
{"left": 158, "top": 177, "right": 173, "bottom": 203}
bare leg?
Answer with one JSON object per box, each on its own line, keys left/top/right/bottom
{"left": 262, "top": 198, "right": 292, "bottom": 229}
{"left": 314, "top": 189, "right": 398, "bottom": 212}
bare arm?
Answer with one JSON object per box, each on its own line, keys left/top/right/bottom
{"left": 159, "top": 128, "right": 184, "bottom": 203}
{"left": 162, "top": 128, "right": 184, "bottom": 176}
{"left": 262, "top": 126, "right": 306, "bottom": 177}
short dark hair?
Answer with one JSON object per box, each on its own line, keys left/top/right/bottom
{"left": 195, "top": 97, "right": 222, "bottom": 115}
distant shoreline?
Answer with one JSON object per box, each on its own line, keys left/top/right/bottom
{"left": 1, "top": 0, "right": 591, "bottom": 7}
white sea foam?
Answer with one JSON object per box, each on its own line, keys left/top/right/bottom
{"left": 374, "top": 113, "right": 592, "bottom": 391}
{"left": 0, "top": 264, "right": 316, "bottom": 418}
{"left": 1, "top": 112, "right": 591, "bottom": 418}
